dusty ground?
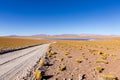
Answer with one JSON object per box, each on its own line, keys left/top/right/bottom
{"left": 44, "top": 40, "right": 120, "bottom": 80}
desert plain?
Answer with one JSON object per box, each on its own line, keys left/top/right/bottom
{"left": 0, "top": 36, "right": 120, "bottom": 80}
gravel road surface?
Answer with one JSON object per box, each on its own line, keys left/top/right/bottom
{"left": 0, "top": 43, "right": 50, "bottom": 80}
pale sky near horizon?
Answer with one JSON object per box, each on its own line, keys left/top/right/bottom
{"left": 0, "top": 0, "right": 120, "bottom": 36}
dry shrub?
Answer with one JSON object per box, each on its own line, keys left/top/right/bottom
{"left": 34, "top": 70, "right": 42, "bottom": 80}
{"left": 56, "top": 63, "right": 66, "bottom": 73}
{"left": 100, "top": 74, "right": 118, "bottom": 80}
{"left": 96, "top": 66, "right": 104, "bottom": 73}
{"left": 65, "top": 52, "right": 70, "bottom": 55}
{"left": 96, "top": 60, "right": 108, "bottom": 64}
{"left": 39, "top": 58, "right": 46, "bottom": 67}
{"left": 75, "top": 59, "right": 82, "bottom": 63}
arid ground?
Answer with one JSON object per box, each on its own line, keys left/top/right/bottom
{"left": 0, "top": 37, "right": 50, "bottom": 54}
{"left": 1, "top": 36, "right": 120, "bottom": 80}
{"left": 42, "top": 39, "right": 120, "bottom": 80}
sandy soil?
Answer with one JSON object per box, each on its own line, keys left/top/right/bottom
{"left": 44, "top": 40, "right": 120, "bottom": 80}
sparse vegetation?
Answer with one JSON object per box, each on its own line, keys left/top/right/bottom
{"left": 96, "top": 60, "right": 109, "bottom": 64}
{"left": 39, "top": 58, "right": 46, "bottom": 67}
{"left": 56, "top": 63, "right": 66, "bottom": 73}
{"left": 37, "top": 39, "right": 120, "bottom": 79}
{"left": 100, "top": 74, "right": 118, "bottom": 80}
{"left": 34, "top": 70, "right": 42, "bottom": 80}
{"left": 96, "top": 66, "right": 104, "bottom": 73}
{"left": 75, "top": 59, "right": 82, "bottom": 63}
{"left": 65, "top": 52, "right": 70, "bottom": 55}
{"left": 98, "top": 51, "right": 108, "bottom": 60}
{"left": 0, "top": 37, "right": 49, "bottom": 53}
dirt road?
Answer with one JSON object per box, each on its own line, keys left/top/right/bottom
{"left": 0, "top": 43, "right": 50, "bottom": 80}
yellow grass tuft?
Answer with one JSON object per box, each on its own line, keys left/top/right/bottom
{"left": 110, "top": 54, "right": 117, "bottom": 57}
{"left": 96, "top": 66, "right": 104, "bottom": 73}
{"left": 56, "top": 63, "right": 66, "bottom": 73}
{"left": 96, "top": 60, "right": 108, "bottom": 64}
{"left": 100, "top": 74, "right": 118, "bottom": 80}
{"left": 47, "top": 50, "right": 57, "bottom": 57}
{"left": 57, "top": 58, "right": 63, "bottom": 62}
{"left": 65, "top": 52, "right": 70, "bottom": 55}
{"left": 39, "top": 58, "right": 45, "bottom": 67}
{"left": 98, "top": 51, "right": 108, "bottom": 60}
{"left": 56, "top": 68, "right": 62, "bottom": 73}
{"left": 51, "top": 50, "right": 57, "bottom": 55}
{"left": 34, "top": 70, "right": 42, "bottom": 80}
{"left": 75, "top": 59, "right": 82, "bottom": 63}
{"left": 61, "top": 63, "right": 66, "bottom": 70}
{"left": 47, "top": 52, "right": 52, "bottom": 57}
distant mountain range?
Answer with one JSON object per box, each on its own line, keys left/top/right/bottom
{"left": 6, "top": 34, "right": 120, "bottom": 37}
{"left": 31, "top": 34, "right": 119, "bottom": 36}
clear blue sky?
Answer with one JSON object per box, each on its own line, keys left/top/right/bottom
{"left": 0, "top": 0, "right": 120, "bottom": 36}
